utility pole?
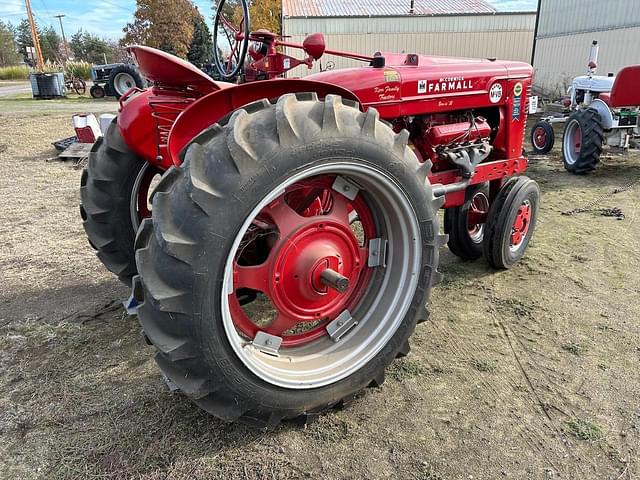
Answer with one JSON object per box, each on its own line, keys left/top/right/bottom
{"left": 24, "top": 0, "right": 44, "bottom": 70}
{"left": 54, "top": 14, "right": 69, "bottom": 62}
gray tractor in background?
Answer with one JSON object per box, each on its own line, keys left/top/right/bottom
{"left": 530, "top": 41, "right": 640, "bottom": 174}
{"left": 89, "top": 63, "right": 145, "bottom": 99}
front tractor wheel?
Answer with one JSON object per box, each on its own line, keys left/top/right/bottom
{"left": 444, "top": 182, "right": 490, "bottom": 260}
{"left": 483, "top": 176, "right": 539, "bottom": 269}
{"left": 80, "top": 119, "right": 162, "bottom": 285}
{"left": 134, "top": 94, "right": 445, "bottom": 426}
{"left": 530, "top": 121, "right": 554, "bottom": 154}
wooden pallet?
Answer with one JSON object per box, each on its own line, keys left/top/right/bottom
{"left": 58, "top": 142, "right": 94, "bottom": 159}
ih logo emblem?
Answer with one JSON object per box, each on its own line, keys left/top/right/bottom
{"left": 417, "top": 80, "right": 427, "bottom": 94}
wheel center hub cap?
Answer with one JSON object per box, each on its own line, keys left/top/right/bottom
{"left": 271, "top": 220, "right": 362, "bottom": 323}
{"left": 511, "top": 202, "right": 532, "bottom": 247}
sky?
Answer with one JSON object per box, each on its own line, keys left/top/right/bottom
{"left": 0, "top": 0, "right": 538, "bottom": 41}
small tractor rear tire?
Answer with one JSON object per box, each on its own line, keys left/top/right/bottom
{"left": 483, "top": 176, "right": 539, "bottom": 269}
{"left": 80, "top": 119, "right": 159, "bottom": 286}
{"left": 444, "top": 182, "right": 490, "bottom": 260}
{"left": 134, "top": 93, "right": 445, "bottom": 426}
{"left": 562, "top": 108, "right": 604, "bottom": 174}
{"left": 530, "top": 121, "right": 554, "bottom": 154}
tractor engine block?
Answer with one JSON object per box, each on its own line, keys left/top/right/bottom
{"left": 407, "top": 113, "right": 492, "bottom": 172}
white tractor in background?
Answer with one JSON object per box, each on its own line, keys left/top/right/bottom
{"left": 530, "top": 41, "right": 640, "bottom": 174}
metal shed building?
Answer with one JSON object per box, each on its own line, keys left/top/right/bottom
{"left": 533, "top": 0, "right": 640, "bottom": 95}
{"left": 282, "top": 0, "right": 537, "bottom": 76}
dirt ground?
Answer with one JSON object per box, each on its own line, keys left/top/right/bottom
{"left": 0, "top": 92, "right": 638, "bottom": 480}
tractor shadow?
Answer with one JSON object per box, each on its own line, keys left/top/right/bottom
{"left": 0, "top": 280, "right": 301, "bottom": 478}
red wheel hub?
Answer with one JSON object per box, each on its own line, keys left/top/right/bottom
{"left": 466, "top": 191, "right": 489, "bottom": 237}
{"left": 229, "top": 175, "right": 375, "bottom": 347}
{"left": 510, "top": 201, "right": 532, "bottom": 248}
{"left": 533, "top": 126, "right": 548, "bottom": 150}
{"left": 572, "top": 124, "right": 582, "bottom": 154}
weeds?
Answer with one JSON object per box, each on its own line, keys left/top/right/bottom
{"left": 0, "top": 65, "right": 30, "bottom": 80}
{"left": 65, "top": 61, "right": 93, "bottom": 80}
{"left": 0, "top": 61, "right": 93, "bottom": 82}
{"left": 566, "top": 418, "right": 602, "bottom": 441}
{"left": 416, "top": 463, "right": 445, "bottom": 480}
{"left": 562, "top": 342, "right": 587, "bottom": 356}
{"left": 471, "top": 358, "right": 496, "bottom": 372}
{"left": 390, "top": 358, "right": 425, "bottom": 380}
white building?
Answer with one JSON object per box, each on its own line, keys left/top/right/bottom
{"left": 533, "top": 0, "right": 640, "bottom": 95}
{"left": 282, "top": 0, "right": 537, "bottom": 76}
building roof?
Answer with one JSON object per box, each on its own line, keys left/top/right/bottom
{"left": 282, "top": 0, "right": 497, "bottom": 17}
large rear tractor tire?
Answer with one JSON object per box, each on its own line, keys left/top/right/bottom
{"left": 80, "top": 119, "right": 161, "bottom": 286}
{"left": 444, "top": 182, "right": 489, "bottom": 260}
{"left": 562, "top": 108, "right": 604, "bottom": 174}
{"left": 134, "top": 94, "right": 446, "bottom": 426}
{"left": 108, "top": 64, "right": 145, "bottom": 99}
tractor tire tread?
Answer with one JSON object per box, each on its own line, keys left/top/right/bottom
{"left": 80, "top": 118, "right": 147, "bottom": 286}
{"left": 563, "top": 108, "right": 604, "bottom": 174}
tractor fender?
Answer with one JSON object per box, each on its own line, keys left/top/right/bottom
{"left": 167, "top": 79, "right": 361, "bottom": 165}
{"left": 587, "top": 99, "right": 614, "bottom": 130}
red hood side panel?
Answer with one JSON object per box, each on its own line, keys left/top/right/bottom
{"left": 307, "top": 54, "right": 533, "bottom": 117}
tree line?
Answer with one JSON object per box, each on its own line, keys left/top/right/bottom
{"left": 0, "top": 0, "right": 280, "bottom": 68}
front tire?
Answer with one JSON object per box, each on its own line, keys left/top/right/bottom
{"left": 483, "top": 176, "right": 539, "bottom": 269}
{"left": 530, "top": 121, "right": 554, "bottom": 154}
{"left": 134, "top": 94, "right": 445, "bottom": 426}
{"left": 80, "top": 119, "right": 161, "bottom": 286}
{"left": 562, "top": 108, "right": 604, "bottom": 174}
{"left": 444, "top": 183, "right": 489, "bottom": 260}
{"left": 90, "top": 84, "right": 105, "bottom": 99}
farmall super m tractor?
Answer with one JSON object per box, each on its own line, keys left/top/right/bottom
{"left": 80, "top": 0, "right": 539, "bottom": 426}
{"left": 530, "top": 41, "right": 640, "bottom": 173}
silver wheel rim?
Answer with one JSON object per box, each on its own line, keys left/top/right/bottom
{"left": 114, "top": 72, "right": 135, "bottom": 96}
{"left": 130, "top": 162, "right": 151, "bottom": 230}
{"left": 563, "top": 119, "right": 581, "bottom": 166}
{"left": 221, "top": 162, "right": 422, "bottom": 389}
{"left": 468, "top": 192, "right": 489, "bottom": 244}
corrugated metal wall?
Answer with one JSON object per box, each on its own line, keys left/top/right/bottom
{"left": 533, "top": 0, "right": 640, "bottom": 95}
{"left": 283, "top": 13, "right": 536, "bottom": 76}
{"left": 537, "top": 0, "right": 640, "bottom": 37}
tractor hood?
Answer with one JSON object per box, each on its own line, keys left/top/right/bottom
{"left": 571, "top": 75, "right": 615, "bottom": 94}
{"left": 306, "top": 53, "right": 533, "bottom": 114}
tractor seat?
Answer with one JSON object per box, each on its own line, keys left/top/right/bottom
{"left": 608, "top": 65, "right": 640, "bottom": 108}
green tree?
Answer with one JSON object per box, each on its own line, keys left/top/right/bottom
{"left": 40, "top": 26, "right": 61, "bottom": 62}
{"left": 15, "top": 19, "right": 34, "bottom": 64}
{"left": 122, "top": 0, "right": 199, "bottom": 59}
{"left": 70, "top": 30, "right": 113, "bottom": 64}
{"left": 0, "top": 21, "right": 21, "bottom": 66}
{"left": 187, "top": 11, "right": 213, "bottom": 66}
{"left": 227, "top": 0, "right": 281, "bottom": 34}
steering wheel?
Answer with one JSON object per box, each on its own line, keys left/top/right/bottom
{"left": 213, "top": 0, "right": 250, "bottom": 80}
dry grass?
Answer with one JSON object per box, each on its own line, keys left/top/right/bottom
{"left": 0, "top": 102, "right": 638, "bottom": 480}
{"left": 0, "top": 65, "right": 30, "bottom": 80}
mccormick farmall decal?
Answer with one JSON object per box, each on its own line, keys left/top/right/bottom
{"left": 418, "top": 77, "right": 473, "bottom": 94}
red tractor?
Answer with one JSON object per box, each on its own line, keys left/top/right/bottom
{"left": 80, "top": 0, "right": 539, "bottom": 426}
